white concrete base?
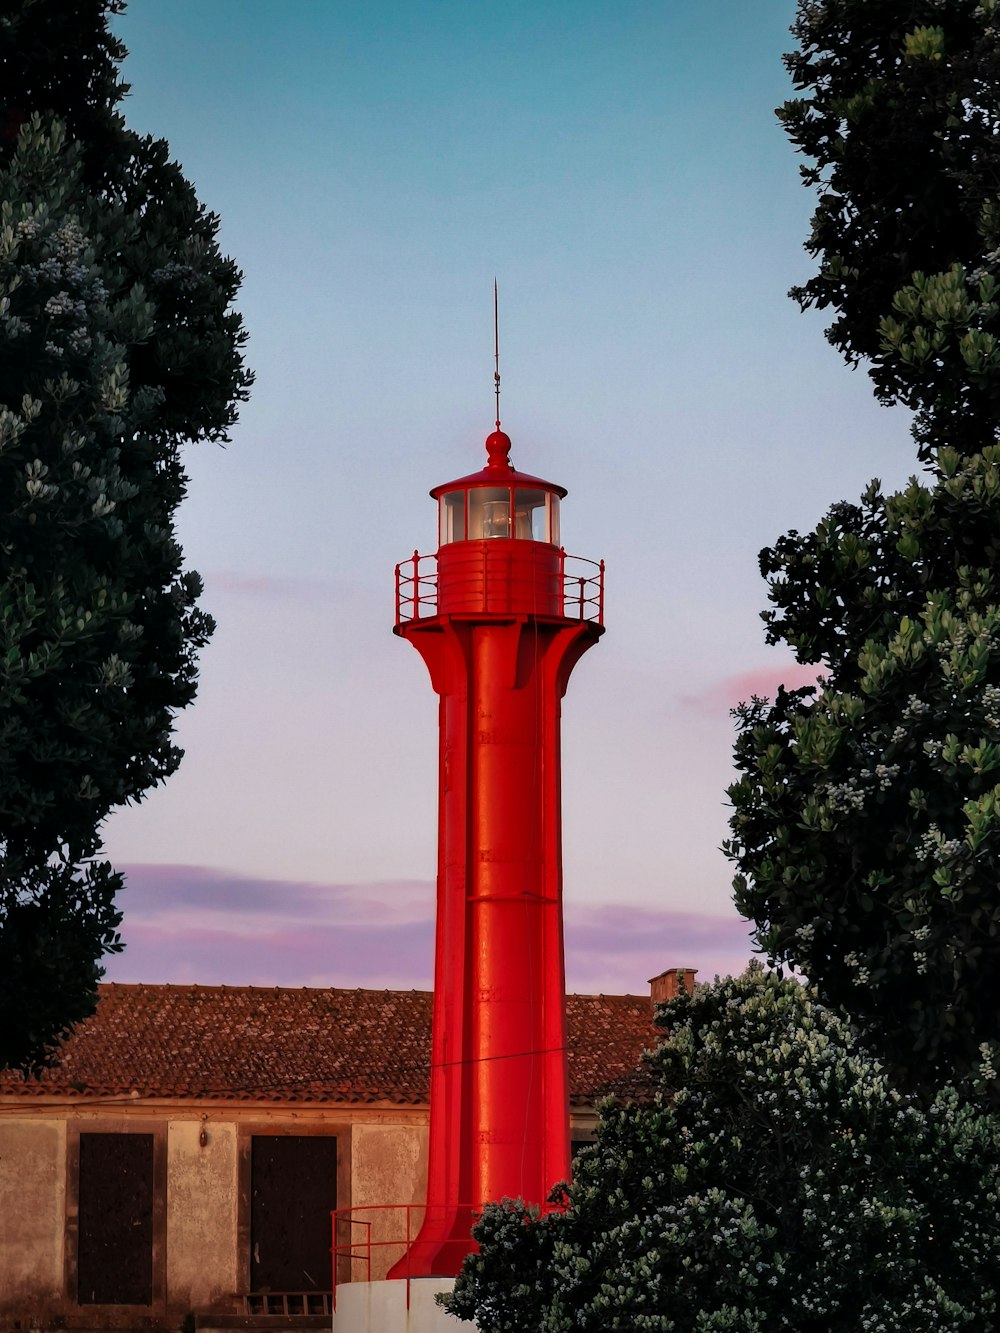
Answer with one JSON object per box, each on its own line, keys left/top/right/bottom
{"left": 334, "top": 1277, "right": 460, "bottom": 1333}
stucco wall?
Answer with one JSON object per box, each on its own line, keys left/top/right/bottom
{"left": 350, "top": 1123, "right": 428, "bottom": 1280}
{"left": 0, "top": 1105, "right": 440, "bottom": 1321}
{"left": 166, "top": 1119, "right": 239, "bottom": 1312}
{"left": 0, "top": 1119, "right": 65, "bottom": 1319}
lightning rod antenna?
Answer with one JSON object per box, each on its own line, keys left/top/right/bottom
{"left": 493, "top": 278, "right": 501, "bottom": 431}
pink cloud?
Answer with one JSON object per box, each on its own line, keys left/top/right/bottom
{"left": 681, "top": 661, "right": 826, "bottom": 714}
{"left": 115, "top": 921, "right": 436, "bottom": 989}
{"left": 205, "top": 570, "right": 354, "bottom": 601}
{"left": 114, "top": 863, "right": 431, "bottom": 926}
{"left": 104, "top": 864, "right": 756, "bottom": 995}
{"left": 565, "top": 905, "right": 755, "bottom": 994}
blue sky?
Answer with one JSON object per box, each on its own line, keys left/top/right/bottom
{"left": 101, "top": 0, "right": 918, "bottom": 993}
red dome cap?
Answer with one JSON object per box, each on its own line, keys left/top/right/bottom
{"left": 485, "top": 429, "right": 512, "bottom": 472}
{"left": 429, "top": 426, "right": 567, "bottom": 499}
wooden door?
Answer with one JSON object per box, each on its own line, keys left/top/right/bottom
{"left": 77, "top": 1132, "right": 153, "bottom": 1305}
{"left": 250, "top": 1135, "right": 337, "bottom": 1293}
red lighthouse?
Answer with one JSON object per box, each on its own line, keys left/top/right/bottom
{"left": 389, "top": 423, "right": 604, "bottom": 1279}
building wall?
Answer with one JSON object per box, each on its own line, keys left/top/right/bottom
{"left": 0, "top": 1101, "right": 590, "bottom": 1327}
{"left": 0, "top": 1118, "right": 65, "bottom": 1320}
{"left": 0, "top": 1101, "right": 430, "bottom": 1329}
{"left": 350, "top": 1121, "right": 429, "bottom": 1279}
{"left": 166, "top": 1119, "right": 239, "bottom": 1313}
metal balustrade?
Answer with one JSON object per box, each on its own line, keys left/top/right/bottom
{"left": 395, "top": 549, "right": 605, "bottom": 626}
{"left": 331, "top": 1202, "right": 474, "bottom": 1310}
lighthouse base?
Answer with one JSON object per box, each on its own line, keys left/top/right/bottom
{"left": 334, "top": 1279, "right": 458, "bottom": 1333}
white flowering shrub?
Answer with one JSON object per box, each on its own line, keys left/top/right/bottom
{"left": 727, "top": 449, "right": 1000, "bottom": 1102}
{"left": 445, "top": 968, "right": 1000, "bottom": 1332}
{"left": 726, "top": 0, "right": 1000, "bottom": 1105}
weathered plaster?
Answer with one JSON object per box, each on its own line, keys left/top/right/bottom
{"left": 350, "top": 1124, "right": 429, "bottom": 1279}
{"left": 0, "top": 1119, "right": 65, "bottom": 1318}
{"left": 166, "top": 1119, "right": 239, "bottom": 1313}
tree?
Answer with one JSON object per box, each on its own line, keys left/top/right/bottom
{"left": 781, "top": 0, "right": 1000, "bottom": 459}
{"left": 446, "top": 969, "right": 1000, "bottom": 1332}
{"left": 0, "top": 1, "right": 251, "bottom": 1069}
{"left": 727, "top": 449, "right": 1000, "bottom": 1100}
{"left": 725, "top": 0, "right": 1000, "bottom": 1102}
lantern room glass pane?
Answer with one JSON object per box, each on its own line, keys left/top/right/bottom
{"left": 513, "top": 488, "right": 549, "bottom": 541}
{"left": 439, "top": 492, "right": 466, "bottom": 545}
{"left": 468, "top": 487, "right": 511, "bottom": 539}
{"left": 549, "top": 495, "right": 560, "bottom": 546}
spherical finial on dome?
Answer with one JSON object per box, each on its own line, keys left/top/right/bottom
{"left": 485, "top": 429, "right": 512, "bottom": 472}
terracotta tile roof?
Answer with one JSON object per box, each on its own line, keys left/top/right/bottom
{"left": 0, "top": 984, "right": 658, "bottom": 1107}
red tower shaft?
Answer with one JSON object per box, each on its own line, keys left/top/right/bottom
{"left": 389, "top": 432, "right": 603, "bottom": 1279}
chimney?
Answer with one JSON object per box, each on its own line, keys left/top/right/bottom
{"left": 648, "top": 967, "right": 697, "bottom": 1009}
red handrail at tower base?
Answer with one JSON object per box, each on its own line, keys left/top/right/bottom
{"left": 332, "top": 1199, "right": 565, "bottom": 1309}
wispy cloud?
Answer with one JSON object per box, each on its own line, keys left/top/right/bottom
{"left": 681, "top": 662, "right": 825, "bottom": 714}
{"left": 205, "top": 570, "right": 361, "bottom": 602}
{"left": 106, "top": 864, "right": 754, "bottom": 994}
{"left": 117, "top": 863, "right": 431, "bottom": 926}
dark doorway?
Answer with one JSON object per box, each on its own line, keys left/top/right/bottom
{"left": 250, "top": 1135, "right": 337, "bottom": 1293}
{"left": 78, "top": 1133, "right": 154, "bottom": 1305}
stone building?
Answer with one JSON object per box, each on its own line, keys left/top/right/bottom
{"left": 0, "top": 974, "right": 689, "bottom": 1331}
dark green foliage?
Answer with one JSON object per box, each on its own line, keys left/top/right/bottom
{"left": 727, "top": 448, "right": 1000, "bottom": 1101}
{"left": 0, "top": 0, "right": 128, "bottom": 164}
{"left": 1, "top": 1, "right": 251, "bottom": 447}
{"left": 781, "top": 0, "right": 1000, "bottom": 458}
{"left": 0, "top": 1, "right": 251, "bottom": 1069}
{"left": 0, "top": 857, "right": 122, "bottom": 1073}
{"left": 446, "top": 970, "right": 1000, "bottom": 1332}
{"left": 727, "top": 0, "right": 1000, "bottom": 1103}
